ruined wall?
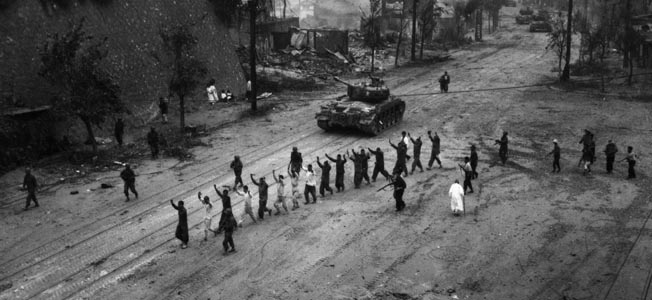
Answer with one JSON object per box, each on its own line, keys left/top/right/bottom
{"left": 0, "top": 0, "right": 245, "bottom": 107}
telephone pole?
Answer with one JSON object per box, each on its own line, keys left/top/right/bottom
{"left": 249, "top": 0, "right": 258, "bottom": 111}
{"left": 411, "top": 0, "right": 417, "bottom": 61}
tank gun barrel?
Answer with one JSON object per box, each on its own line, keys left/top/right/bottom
{"left": 333, "top": 77, "right": 352, "bottom": 87}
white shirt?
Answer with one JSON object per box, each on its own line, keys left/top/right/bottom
{"left": 207, "top": 85, "right": 218, "bottom": 101}
{"left": 303, "top": 167, "right": 316, "bottom": 186}
{"left": 203, "top": 202, "right": 213, "bottom": 220}
{"left": 402, "top": 136, "right": 411, "bottom": 149}
{"left": 236, "top": 190, "right": 253, "bottom": 210}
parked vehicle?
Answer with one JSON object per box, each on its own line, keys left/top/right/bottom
{"left": 516, "top": 15, "right": 533, "bottom": 24}
{"left": 529, "top": 21, "right": 552, "bottom": 32}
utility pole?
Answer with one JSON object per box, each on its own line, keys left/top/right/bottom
{"left": 561, "top": 0, "right": 572, "bottom": 81}
{"left": 249, "top": 0, "right": 257, "bottom": 111}
{"left": 411, "top": 0, "right": 417, "bottom": 61}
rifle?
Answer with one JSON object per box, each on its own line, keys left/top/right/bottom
{"left": 377, "top": 181, "right": 394, "bottom": 192}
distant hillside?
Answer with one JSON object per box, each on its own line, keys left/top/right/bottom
{"left": 0, "top": 0, "right": 245, "bottom": 107}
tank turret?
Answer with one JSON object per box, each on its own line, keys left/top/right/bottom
{"left": 315, "top": 76, "right": 406, "bottom": 135}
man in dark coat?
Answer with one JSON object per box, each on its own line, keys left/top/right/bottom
{"left": 326, "top": 153, "right": 347, "bottom": 192}
{"left": 120, "top": 164, "right": 138, "bottom": 201}
{"left": 219, "top": 208, "right": 238, "bottom": 254}
{"left": 159, "top": 97, "right": 169, "bottom": 123}
{"left": 389, "top": 139, "right": 410, "bottom": 177}
{"left": 470, "top": 145, "right": 479, "bottom": 178}
{"left": 604, "top": 140, "right": 618, "bottom": 174}
{"left": 23, "top": 168, "right": 39, "bottom": 210}
{"left": 368, "top": 147, "right": 390, "bottom": 182}
{"left": 349, "top": 149, "right": 364, "bottom": 188}
{"left": 409, "top": 133, "right": 424, "bottom": 174}
{"left": 495, "top": 131, "right": 508, "bottom": 165}
{"left": 438, "top": 71, "right": 450, "bottom": 93}
{"left": 147, "top": 127, "right": 159, "bottom": 159}
{"left": 170, "top": 200, "right": 188, "bottom": 249}
{"left": 213, "top": 185, "right": 232, "bottom": 233}
{"left": 316, "top": 156, "right": 334, "bottom": 196}
{"left": 547, "top": 139, "right": 561, "bottom": 173}
{"left": 114, "top": 118, "right": 124, "bottom": 147}
{"left": 230, "top": 156, "right": 244, "bottom": 188}
{"left": 427, "top": 131, "right": 442, "bottom": 169}
{"left": 289, "top": 147, "right": 303, "bottom": 175}
{"left": 251, "top": 174, "right": 273, "bottom": 219}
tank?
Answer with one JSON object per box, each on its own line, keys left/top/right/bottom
{"left": 315, "top": 76, "right": 406, "bottom": 136}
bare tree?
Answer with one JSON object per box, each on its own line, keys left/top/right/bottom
{"left": 395, "top": 0, "right": 409, "bottom": 66}
{"left": 545, "top": 17, "right": 568, "bottom": 79}
{"left": 361, "top": 0, "right": 384, "bottom": 73}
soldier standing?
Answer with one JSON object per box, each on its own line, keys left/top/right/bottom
{"left": 458, "top": 157, "right": 474, "bottom": 194}
{"left": 470, "top": 145, "right": 479, "bottom": 178}
{"left": 546, "top": 139, "right": 561, "bottom": 173}
{"left": 604, "top": 140, "right": 618, "bottom": 174}
{"left": 120, "top": 164, "right": 138, "bottom": 202}
{"left": 114, "top": 118, "right": 124, "bottom": 147}
{"left": 368, "top": 147, "right": 390, "bottom": 182}
{"left": 147, "top": 127, "right": 159, "bottom": 159}
{"left": 495, "top": 131, "right": 508, "bottom": 165}
{"left": 316, "top": 157, "right": 334, "bottom": 197}
{"left": 439, "top": 71, "right": 450, "bottom": 93}
{"left": 427, "top": 131, "right": 442, "bottom": 169}
{"left": 289, "top": 147, "right": 303, "bottom": 175}
{"left": 251, "top": 174, "right": 273, "bottom": 219}
{"left": 389, "top": 139, "right": 410, "bottom": 177}
{"left": 409, "top": 133, "right": 424, "bottom": 174}
{"left": 230, "top": 156, "right": 244, "bottom": 189}
{"left": 326, "top": 153, "right": 347, "bottom": 192}
{"left": 621, "top": 146, "right": 638, "bottom": 179}
{"left": 379, "top": 172, "right": 407, "bottom": 211}
{"left": 23, "top": 168, "right": 39, "bottom": 211}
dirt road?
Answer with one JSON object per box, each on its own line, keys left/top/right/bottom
{"left": 1, "top": 8, "right": 651, "bottom": 300}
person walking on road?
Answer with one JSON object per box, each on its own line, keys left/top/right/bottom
{"left": 621, "top": 146, "right": 638, "bottom": 179}
{"left": 368, "top": 147, "right": 390, "bottom": 182}
{"left": 120, "top": 164, "right": 138, "bottom": 202}
{"left": 439, "top": 71, "right": 450, "bottom": 93}
{"left": 207, "top": 79, "right": 218, "bottom": 107}
{"left": 234, "top": 185, "right": 257, "bottom": 226}
{"left": 288, "top": 170, "right": 301, "bottom": 209}
{"left": 448, "top": 179, "right": 465, "bottom": 216}
{"left": 272, "top": 170, "right": 289, "bottom": 215}
{"left": 114, "top": 118, "right": 124, "bottom": 147}
{"left": 219, "top": 208, "right": 238, "bottom": 255}
{"left": 389, "top": 139, "right": 411, "bottom": 177}
{"left": 213, "top": 185, "right": 232, "bottom": 233}
{"left": 170, "top": 200, "right": 189, "bottom": 249}
{"left": 159, "top": 96, "right": 169, "bottom": 124}
{"left": 379, "top": 172, "right": 407, "bottom": 211}
{"left": 458, "top": 157, "right": 474, "bottom": 194}
{"left": 316, "top": 157, "right": 334, "bottom": 197}
{"left": 230, "top": 156, "right": 244, "bottom": 189}
{"left": 147, "top": 127, "right": 159, "bottom": 159}
{"left": 604, "top": 140, "right": 618, "bottom": 174}
{"left": 289, "top": 147, "right": 303, "bottom": 175}
{"left": 546, "top": 139, "right": 561, "bottom": 173}
{"left": 470, "top": 145, "right": 479, "bottom": 178}
{"left": 495, "top": 131, "right": 509, "bottom": 165}
{"left": 303, "top": 164, "right": 318, "bottom": 204}
{"left": 197, "top": 192, "right": 216, "bottom": 241}
{"left": 23, "top": 168, "right": 39, "bottom": 211}
{"left": 409, "top": 133, "right": 424, "bottom": 174}
{"left": 326, "top": 153, "right": 347, "bottom": 192}
{"left": 401, "top": 131, "right": 411, "bottom": 152}
{"left": 251, "top": 174, "right": 273, "bottom": 219}
{"left": 351, "top": 149, "right": 371, "bottom": 187}
{"left": 427, "top": 131, "right": 442, "bottom": 169}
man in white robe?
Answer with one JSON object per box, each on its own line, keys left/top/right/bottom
{"left": 448, "top": 179, "right": 465, "bottom": 216}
